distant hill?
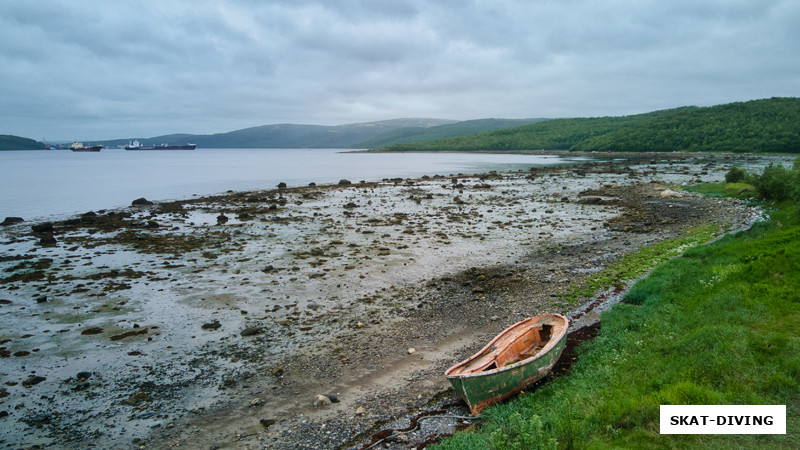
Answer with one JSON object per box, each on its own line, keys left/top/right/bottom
{"left": 378, "top": 98, "right": 800, "bottom": 153}
{"left": 354, "top": 118, "right": 548, "bottom": 148}
{"left": 99, "top": 118, "right": 459, "bottom": 149}
{"left": 0, "top": 135, "right": 47, "bottom": 150}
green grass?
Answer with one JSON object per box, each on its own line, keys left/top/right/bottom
{"left": 434, "top": 202, "right": 800, "bottom": 449}
{"left": 559, "top": 225, "right": 721, "bottom": 305}
{"left": 685, "top": 182, "right": 758, "bottom": 199}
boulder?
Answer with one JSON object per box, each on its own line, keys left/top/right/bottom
{"left": 31, "top": 222, "right": 54, "bottom": 233}
{"left": 313, "top": 394, "right": 332, "bottom": 407}
{"left": 240, "top": 326, "right": 262, "bottom": 337}
{"left": 1, "top": 217, "right": 23, "bottom": 226}
{"left": 131, "top": 197, "right": 154, "bottom": 206}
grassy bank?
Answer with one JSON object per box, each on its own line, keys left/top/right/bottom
{"left": 435, "top": 168, "right": 800, "bottom": 449}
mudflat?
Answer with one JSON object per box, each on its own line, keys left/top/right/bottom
{"left": 0, "top": 153, "right": 788, "bottom": 448}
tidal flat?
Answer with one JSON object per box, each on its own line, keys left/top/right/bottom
{"left": 0, "top": 153, "right": 791, "bottom": 448}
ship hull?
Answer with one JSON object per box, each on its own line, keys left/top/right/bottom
{"left": 125, "top": 144, "right": 196, "bottom": 150}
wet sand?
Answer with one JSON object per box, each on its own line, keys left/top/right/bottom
{"left": 0, "top": 153, "right": 790, "bottom": 449}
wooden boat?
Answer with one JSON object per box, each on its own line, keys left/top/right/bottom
{"left": 445, "top": 314, "right": 568, "bottom": 414}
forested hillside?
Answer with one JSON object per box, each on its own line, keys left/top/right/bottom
{"left": 377, "top": 98, "right": 800, "bottom": 153}
{"left": 0, "top": 135, "right": 47, "bottom": 150}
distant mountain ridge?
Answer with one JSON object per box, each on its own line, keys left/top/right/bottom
{"left": 98, "top": 118, "right": 462, "bottom": 149}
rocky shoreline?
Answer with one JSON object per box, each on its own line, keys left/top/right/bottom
{"left": 0, "top": 153, "right": 790, "bottom": 449}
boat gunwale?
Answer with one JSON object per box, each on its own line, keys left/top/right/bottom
{"left": 444, "top": 313, "right": 568, "bottom": 380}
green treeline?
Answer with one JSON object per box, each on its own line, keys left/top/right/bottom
{"left": 379, "top": 97, "right": 800, "bottom": 153}
{"left": 0, "top": 135, "right": 47, "bottom": 150}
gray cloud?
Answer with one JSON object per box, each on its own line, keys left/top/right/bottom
{"left": 1, "top": 0, "right": 798, "bottom": 140}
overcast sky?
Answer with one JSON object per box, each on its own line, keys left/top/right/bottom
{"left": 2, "top": 0, "right": 798, "bottom": 141}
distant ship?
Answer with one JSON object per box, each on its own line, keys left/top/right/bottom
{"left": 70, "top": 142, "right": 102, "bottom": 152}
{"left": 125, "top": 140, "right": 196, "bottom": 150}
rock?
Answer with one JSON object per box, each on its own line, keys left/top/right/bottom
{"left": 109, "top": 328, "right": 148, "bottom": 341}
{"left": 407, "top": 348, "right": 416, "bottom": 354}
{"left": 21, "top": 375, "right": 46, "bottom": 388}
{"left": 216, "top": 214, "right": 228, "bottom": 224}
{"left": 262, "top": 265, "right": 275, "bottom": 273}
{"left": 272, "top": 365, "right": 284, "bottom": 377}
{"left": 76, "top": 371, "right": 93, "bottom": 381}
{"left": 249, "top": 398, "right": 264, "bottom": 407}
{"left": 260, "top": 418, "right": 276, "bottom": 428}
{"left": 1, "top": 217, "right": 23, "bottom": 226}
{"left": 277, "top": 182, "right": 287, "bottom": 189}
{"left": 81, "top": 327, "right": 104, "bottom": 335}
{"left": 35, "top": 296, "right": 48, "bottom": 304}
{"left": 338, "top": 179, "right": 352, "bottom": 185}
{"left": 327, "top": 394, "right": 340, "bottom": 403}
{"left": 355, "top": 406, "right": 367, "bottom": 415}
{"left": 313, "top": 394, "right": 332, "bottom": 407}
{"left": 240, "top": 327, "right": 262, "bottom": 337}
{"left": 660, "top": 189, "right": 682, "bottom": 198}
{"left": 128, "top": 391, "right": 150, "bottom": 404}
{"left": 202, "top": 320, "right": 222, "bottom": 330}
{"left": 131, "top": 197, "right": 154, "bottom": 206}
{"left": 38, "top": 235, "right": 57, "bottom": 246}
{"left": 31, "top": 222, "right": 54, "bottom": 233}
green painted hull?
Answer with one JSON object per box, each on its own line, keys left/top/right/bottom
{"left": 446, "top": 315, "right": 568, "bottom": 414}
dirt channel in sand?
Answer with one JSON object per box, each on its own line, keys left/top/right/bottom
{"left": 0, "top": 153, "right": 791, "bottom": 448}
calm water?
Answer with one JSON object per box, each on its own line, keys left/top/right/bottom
{"left": 0, "top": 148, "right": 586, "bottom": 221}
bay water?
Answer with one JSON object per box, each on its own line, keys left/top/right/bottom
{"left": 0, "top": 148, "right": 586, "bottom": 221}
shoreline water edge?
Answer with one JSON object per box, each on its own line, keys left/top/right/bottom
{"left": 0, "top": 152, "right": 793, "bottom": 448}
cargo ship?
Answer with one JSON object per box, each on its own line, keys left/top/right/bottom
{"left": 70, "top": 142, "right": 102, "bottom": 152}
{"left": 125, "top": 140, "right": 196, "bottom": 150}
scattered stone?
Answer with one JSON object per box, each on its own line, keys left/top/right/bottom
{"left": 38, "top": 235, "right": 57, "bottom": 246}
{"left": 217, "top": 214, "right": 228, "bottom": 224}
{"left": 109, "top": 328, "right": 149, "bottom": 341}
{"left": 313, "top": 394, "right": 332, "bottom": 407}
{"left": 21, "top": 376, "right": 46, "bottom": 388}
{"left": 260, "top": 418, "right": 276, "bottom": 428}
{"left": 131, "top": 197, "right": 154, "bottom": 206}
{"left": 272, "top": 366, "right": 284, "bottom": 377}
{"left": 81, "top": 327, "right": 104, "bottom": 335}
{"left": 407, "top": 348, "right": 416, "bottom": 354}
{"left": 240, "top": 327, "right": 263, "bottom": 337}
{"left": 1, "top": 217, "right": 23, "bottom": 226}
{"left": 35, "top": 296, "right": 48, "bottom": 304}
{"left": 128, "top": 391, "right": 150, "bottom": 405}
{"left": 249, "top": 398, "right": 264, "bottom": 407}
{"left": 262, "top": 265, "right": 275, "bottom": 273}
{"left": 31, "top": 222, "right": 54, "bottom": 233}
{"left": 202, "top": 320, "right": 222, "bottom": 330}
{"left": 355, "top": 406, "right": 367, "bottom": 415}
{"left": 660, "top": 189, "right": 682, "bottom": 198}
{"left": 76, "top": 371, "right": 93, "bottom": 381}
{"left": 25, "top": 413, "right": 50, "bottom": 425}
